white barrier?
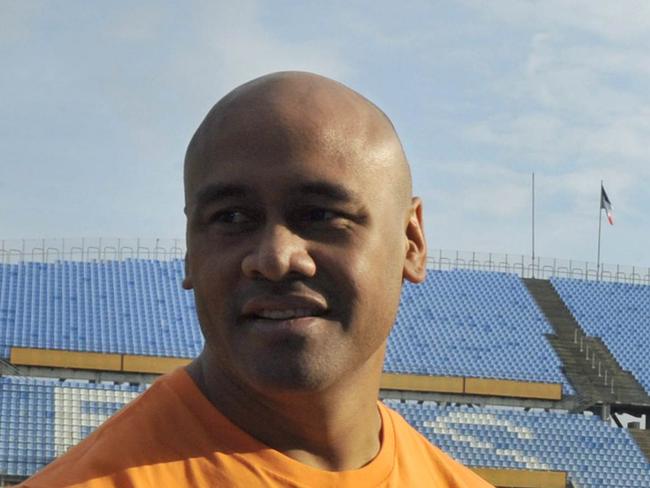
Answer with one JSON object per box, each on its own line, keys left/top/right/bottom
{"left": 2, "top": 239, "right": 649, "bottom": 285}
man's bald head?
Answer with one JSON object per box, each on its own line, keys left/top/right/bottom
{"left": 184, "top": 71, "right": 412, "bottom": 213}
{"left": 182, "top": 72, "right": 428, "bottom": 396}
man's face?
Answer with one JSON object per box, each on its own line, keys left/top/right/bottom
{"left": 184, "top": 108, "right": 415, "bottom": 394}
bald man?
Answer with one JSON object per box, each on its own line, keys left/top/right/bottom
{"left": 19, "top": 72, "right": 493, "bottom": 487}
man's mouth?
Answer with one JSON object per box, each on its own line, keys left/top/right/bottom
{"left": 241, "top": 294, "right": 329, "bottom": 326}
{"left": 252, "top": 308, "right": 323, "bottom": 320}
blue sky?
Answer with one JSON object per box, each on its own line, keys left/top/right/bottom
{"left": 2, "top": 1, "right": 649, "bottom": 267}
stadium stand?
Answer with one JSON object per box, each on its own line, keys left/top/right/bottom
{"left": 0, "top": 375, "right": 144, "bottom": 479}
{"left": 2, "top": 248, "right": 649, "bottom": 487}
{"left": 385, "top": 399, "right": 650, "bottom": 488}
{"left": 385, "top": 269, "right": 573, "bottom": 394}
{"left": 551, "top": 278, "right": 650, "bottom": 395}
{"left": 1, "top": 262, "right": 571, "bottom": 393}
{"left": 1, "top": 372, "right": 646, "bottom": 487}
{"left": 0, "top": 260, "right": 201, "bottom": 358}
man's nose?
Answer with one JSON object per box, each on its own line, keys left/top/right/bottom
{"left": 241, "top": 224, "right": 316, "bottom": 281}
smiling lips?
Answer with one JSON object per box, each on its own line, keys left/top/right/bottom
{"left": 254, "top": 309, "right": 321, "bottom": 320}
{"left": 241, "top": 294, "right": 328, "bottom": 323}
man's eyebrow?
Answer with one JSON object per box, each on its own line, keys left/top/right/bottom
{"left": 193, "top": 183, "right": 249, "bottom": 207}
{"left": 297, "top": 182, "right": 361, "bottom": 204}
{"left": 190, "top": 181, "right": 362, "bottom": 209}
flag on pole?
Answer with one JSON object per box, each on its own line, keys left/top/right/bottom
{"left": 600, "top": 185, "right": 614, "bottom": 225}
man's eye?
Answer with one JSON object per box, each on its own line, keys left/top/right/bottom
{"left": 210, "top": 210, "right": 251, "bottom": 224}
{"left": 307, "top": 208, "right": 337, "bottom": 222}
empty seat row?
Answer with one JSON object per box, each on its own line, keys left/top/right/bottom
{"left": 0, "top": 260, "right": 202, "bottom": 358}
{"left": 0, "top": 375, "right": 145, "bottom": 476}
{"left": 1, "top": 373, "right": 647, "bottom": 487}
{"left": 385, "top": 269, "right": 573, "bottom": 393}
{"left": 1, "top": 262, "right": 573, "bottom": 391}
{"left": 385, "top": 399, "right": 650, "bottom": 488}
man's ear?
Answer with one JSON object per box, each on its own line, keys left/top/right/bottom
{"left": 182, "top": 252, "right": 193, "bottom": 290}
{"left": 403, "top": 197, "right": 427, "bottom": 283}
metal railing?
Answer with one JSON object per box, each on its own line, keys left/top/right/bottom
{"left": 1, "top": 239, "right": 649, "bottom": 285}
{"left": 0, "top": 238, "right": 185, "bottom": 263}
{"left": 573, "top": 328, "right": 616, "bottom": 397}
{"left": 426, "top": 249, "right": 650, "bottom": 285}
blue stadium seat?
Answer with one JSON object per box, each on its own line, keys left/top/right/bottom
{"left": 386, "top": 269, "right": 572, "bottom": 393}
{"left": 0, "top": 375, "right": 146, "bottom": 478}
{"left": 1, "top": 262, "right": 573, "bottom": 392}
{"left": 2, "top": 373, "right": 646, "bottom": 485}
{"left": 384, "top": 398, "right": 650, "bottom": 488}
{"left": 0, "top": 260, "right": 203, "bottom": 359}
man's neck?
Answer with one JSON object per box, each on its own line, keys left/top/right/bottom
{"left": 186, "top": 352, "right": 384, "bottom": 471}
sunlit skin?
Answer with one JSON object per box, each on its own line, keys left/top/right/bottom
{"left": 183, "top": 72, "right": 427, "bottom": 471}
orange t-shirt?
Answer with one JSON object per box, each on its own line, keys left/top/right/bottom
{"left": 19, "top": 368, "right": 493, "bottom": 487}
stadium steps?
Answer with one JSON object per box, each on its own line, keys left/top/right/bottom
{"left": 586, "top": 337, "right": 650, "bottom": 404}
{"left": 524, "top": 278, "right": 650, "bottom": 406}
{"left": 544, "top": 335, "right": 608, "bottom": 404}
{"left": 630, "top": 428, "right": 650, "bottom": 464}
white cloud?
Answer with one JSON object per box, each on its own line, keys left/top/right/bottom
{"left": 466, "top": 1, "right": 650, "bottom": 43}
{"left": 2, "top": 0, "right": 648, "bottom": 267}
{"left": 166, "top": 1, "right": 350, "bottom": 103}
{"left": 421, "top": 160, "right": 531, "bottom": 219}
{"left": 456, "top": 2, "right": 650, "bottom": 250}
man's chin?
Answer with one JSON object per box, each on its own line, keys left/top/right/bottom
{"left": 243, "top": 356, "right": 341, "bottom": 395}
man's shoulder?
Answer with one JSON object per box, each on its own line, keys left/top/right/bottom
{"left": 380, "top": 402, "right": 495, "bottom": 487}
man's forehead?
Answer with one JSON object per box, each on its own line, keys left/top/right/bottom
{"left": 184, "top": 72, "right": 412, "bottom": 207}
{"left": 190, "top": 89, "right": 390, "bottom": 164}
{"left": 192, "top": 180, "right": 363, "bottom": 207}
{"left": 185, "top": 151, "right": 381, "bottom": 214}
{"left": 185, "top": 121, "right": 399, "bottom": 207}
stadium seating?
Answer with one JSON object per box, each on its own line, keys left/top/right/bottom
{"left": 2, "top": 373, "right": 646, "bottom": 486}
{"left": 385, "top": 269, "right": 573, "bottom": 393}
{"left": 3, "top": 260, "right": 650, "bottom": 485}
{"left": 550, "top": 278, "right": 650, "bottom": 394}
{"left": 0, "top": 375, "right": 144, "bottom": 477}
{"left": 1, "top": 262, "right": 572, "bottom": 392}
{"left": 385, "top": 399, "right": 650, "bottom": 488}
{"left": 0, "top": 260, "right": 202, "bottom": 358}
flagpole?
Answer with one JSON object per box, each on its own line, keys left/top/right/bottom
{"left": 596, "top": 179, "right": 603, "bottom": 281}
{"left": 531, "top": 172, "right": 535, "bottom": 278}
